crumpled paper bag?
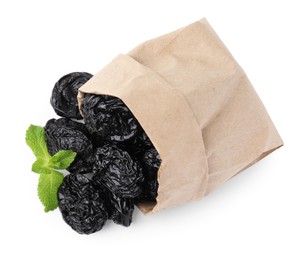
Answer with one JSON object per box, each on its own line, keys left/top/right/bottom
{"left": 78, "top": 18, "right": 283, "bottom": 214}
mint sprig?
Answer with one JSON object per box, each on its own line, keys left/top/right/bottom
{"left": 26, "top": 124, "right": 51, "bottom": 161}
{"left": 38, "top": 171, "right": 64, "bottom": 212}
{"left": 48, "top": 150, "right": 77, "bottom": 169}
{"left": 26, "top": 124, "right": 77, "bottom": 212}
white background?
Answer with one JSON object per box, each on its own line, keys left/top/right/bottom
{"left": 1, "top": 0, "right": 300, "bottom": 259}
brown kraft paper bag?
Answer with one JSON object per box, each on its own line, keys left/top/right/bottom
{"left": 78, "top": 18, "right": 283, "bottom": 215}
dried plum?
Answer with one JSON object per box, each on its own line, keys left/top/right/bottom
{"left": 44, "top": 118, "right": 93, "bottom": 173}
{"left": 128, "top": 131, "right": 154, "bottom": 159}
{"left": 97, "top": 186, "right": 134, "bottom": 227}
{"left": 109, "top": 194, "right": 134, "bottom": 227}
{"left": 92, "top": 144, "right": 144, "bottom": 198}
{"left": 135, "top": 180, "right": 158, "bottom": 202}
{"left": 67, "top": 152, "right": 95, "bottom": 174}
{"left": 82, "top": 94, "right": 141, "bottom": 142}
{"left": 135, "top": 148, "right": 161, "bottom": 202}
{"left": 44, "top": 118, "right": 92, "bottom": 155}
{"left": 58, "top": 174, "right": 108, "bottom": 234}
{"left": 50, "top": 72, "right": 92, "bottom": 119}
{"left": 143, "top": 147, "right": 161, "bottom": 174}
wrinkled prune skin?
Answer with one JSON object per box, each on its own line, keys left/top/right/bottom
{"left": 58, "top": 174, "right": 108, "bottom": 234}
{"left": 135, "top": 148, "right": 161, "bottom": 202}
{"left": 109, "top": 193, "right": 134, "bottom": 227}
{"left": 67, "top": 152, "right": 95, "bottom": 174}
{"left": 135, "top": 180, "right": 159, "bottom": 203}
{"left": 127, "top": 131, "right": 153, "bottom": 160}
{"left": 82, "top": 94, "right": 141, "bottom": 142}
{"left": 99, "top": 187, "right": 134, "bottom": 227}
{"left": 143, "top": 148, "right": 161, "bottom": 172}
{"left": 44, "top": 118, "right": 93, "bottom": 173}
{"left": 45, "top": 118, "right": 92, "bottom": 155}
{"left": 92, "top": 144, "right": 144, "bottom": 198}
{"left": 50, "top": 72, "right": 93, "bottom": 119}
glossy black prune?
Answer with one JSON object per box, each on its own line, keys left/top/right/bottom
{"left": 45, "top": 118, "right": 92, "bottom": 155}
{"left": 143, "top": 148, "right": 161, "bottom": 174}
{"left": 58, "top": 174, "right": 108, "bottom": 234}
{"left": 100, "top": 187, "right": 134, "bottom": 227}
{"left": 135, "top": 180, "right": 159, "bottom": 202}
{"left": 128, "top": 131, "right": 153, "bottom": 159}
{"left": 82, "top": 94, "right": 141, "bottom": 142}
{"left": 92, "top": 144, "right": 144, "bottom": 198}
{"left": 109, "top": 193, "right": 134, "bottom": 227}
{"left": 67, "top": 152, "right": 95, "bottom": 174}
{"left": 44, "top": 118, "right": 93, "bottom": 173}
{"left": 135, "top": 148, "right": 161, "bottom": 202}
{"left": 50, "top": 72, "right": 92, "bottom": 119}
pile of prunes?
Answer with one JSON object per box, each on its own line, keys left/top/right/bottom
{"left": 46, "top": 72, "right": 161, "bottom": 234}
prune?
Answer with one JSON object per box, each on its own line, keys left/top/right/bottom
{"left": 135, "top": 180, "right": 159, "bottom": 202}
{"left": 135, "top": 148, "right": 161, "bottom": 202}
{"left": 92, "top": 144, "right": 144, "bottom": 198}
{"left": 45, "top": 118, "right": 92, "bottom": 155}
{"left": 50, "top": 72, "right": 93, "bottom": 119}
{"left": 143, "top": 147, "right": 161, "bottom": 174}
{"left": 97, "top": 186, "right": 134, "bottom": 227}
{"left": 82, "top": 94, "right": 141, "bottom": 142}
{"left": 128, "top": 131, "right": 154, "bottom": 159}
{"left": 58, "top": 174, "right": 108, "bottom": 234}
{"left": 109, "top": 192, "right": 134, "bottom": 227}
{"left": 44, "top": 118, "right": 93, "bottom": 173}
{"left": 67, "top": 152, "right": 95, "bottom": 174}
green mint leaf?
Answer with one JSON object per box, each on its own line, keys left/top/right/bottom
{"left": 38, "top": 171, "right": 64, "bottom": 212}
{"left": 26, "top": 125, "right": 51, "bottom": 161}
{"left": 48, "top": 150, "right": 77, "bottom": 170}
{"left": 32, "top": 158, "right": 53, "bottom": 174}
{"left": 26, "top": 124, "right": 77, "bottom": 213}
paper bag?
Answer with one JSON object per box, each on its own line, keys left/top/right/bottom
{"left": 78, "top": 18, "right": 283, "bottom": 215}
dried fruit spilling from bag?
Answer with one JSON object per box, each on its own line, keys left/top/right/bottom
{"left": 25, "top": 19, "right": 283, "bottom": 235}
{"left": 26, "top": 72, "right": 161, "bottom": 234}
